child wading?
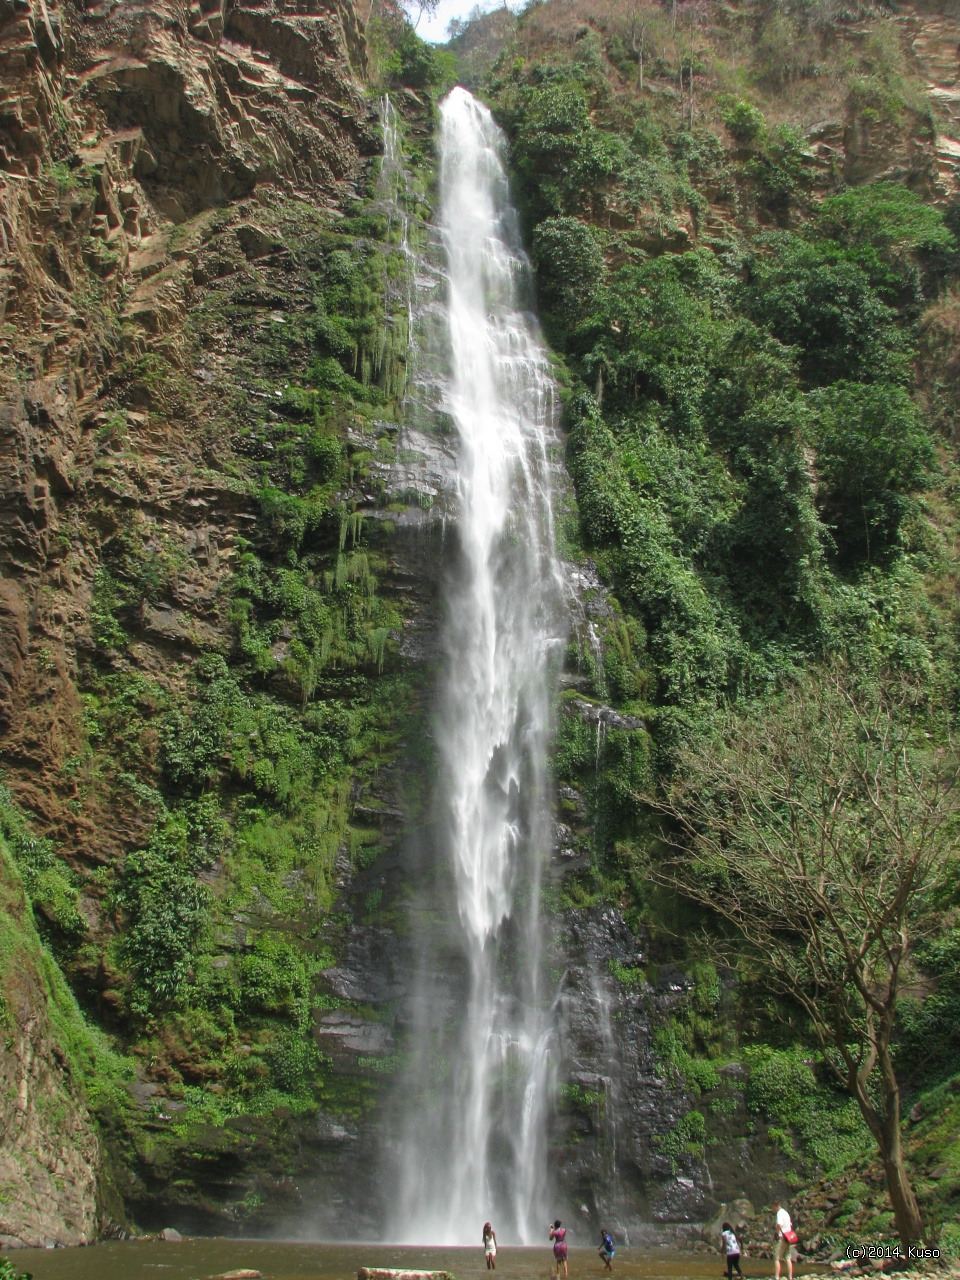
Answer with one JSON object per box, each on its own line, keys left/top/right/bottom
{"left": 599, "top": 1229, "right": 615, "bottom": 1271}
{"left": 550, "top": 1219, "right": 569, "bottom": 1279}
{"left": 483, "top": 1222, "right": 497, "bottom": 1270}
{"left": 721, "top": 1221, "right": 744, "bottom": 1280}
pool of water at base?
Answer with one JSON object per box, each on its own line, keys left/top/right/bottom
{"left": 9, "top": 1242, "right": 805, "bottom": 1280}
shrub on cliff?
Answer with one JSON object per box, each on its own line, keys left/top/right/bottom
{"left": 384, "top": 25, "right": 457, "bottom": 91}
{"left": 116, "top": 813, "right": 213, "bottom": 1015}
{"left": 722, "top": 98, "right": 766, "bottom": 143}
{"left": 505, "top": 80, "right": 624, "bottom": 220}
{"left": 745, "top": 236, "right": 907, "bottom": 385}
{"left": 816, "top": 182, "right": 956, "bottom": 311}
{"left": 0, "top": 1256, "right": 32, "bottom": 1279}
{"left": 531, "top": 215, "right": 604, "bottom": 340}
{"left": 808, "top": 381, "right": 933, "bottom": 565}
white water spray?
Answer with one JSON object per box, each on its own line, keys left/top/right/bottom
{"left": 376, "top": 96, "right": 416, "bottom": 346}
{"left": 391, "top": 87, "right": 567, "bottom": 1245}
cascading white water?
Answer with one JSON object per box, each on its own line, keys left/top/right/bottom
{"left": 376, "top": 96, "right": 416, "bottom": 345}
{"left": 390, "top": 87, "right": 567, "bottom": 1245}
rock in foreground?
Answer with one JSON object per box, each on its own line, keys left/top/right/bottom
{"left": 359, "top": 1270, "right": 456, "bottom": 1280}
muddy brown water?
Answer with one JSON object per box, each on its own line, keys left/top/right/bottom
{"left": 9, "top": 1242, "right": 795, "bottom": 1280}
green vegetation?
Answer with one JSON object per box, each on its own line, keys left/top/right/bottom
{"left": 743, "top": 1046, "right": 869, "bottom": 1177}
{"left": 897, "top": 929, "right": 960, "bottom": 1086}
{"left": 19, "top": 82, "right": 443, "bottom": 1220}
{"left": 0, "top": 787, "right": 85, "bottom": 952}
{"left": 0, "top": 1259, "right": 32, "bottom": 1280}
{"left": 650, "top": 666, "right": 956, "bottom": 1242}
{"left": 367, "top": 0, "right": 458, "bottom": 93}
{"left": 0, "top": 795, "right": 133, "bottom": 1147}
{"left": 468, "top": 0, "right": 960, "bottom": 1243}
{"left": 656, "top": 1109, "right": 706, "bottom": 1170}
{"left": 6, "top": 0, "right": 960, "bottom": 1241}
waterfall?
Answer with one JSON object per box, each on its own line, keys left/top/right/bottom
{"left": 376, "top": 95, "right": 416, "bottom": 348}
{"left": 389, "top": 87, "right": 567, "bottom": 1246}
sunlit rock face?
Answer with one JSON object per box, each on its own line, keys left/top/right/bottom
{"left": 0, "top": 0, "right": 377, "bottom": 834}
{"left": 0, "top": 0, "right": 377, "bottom": 1247}
{"left": 13, "top": 0, "right": 960, "bottom": 1248}
{"left": 67, "top": 0, "right": 372, "bottom": 221}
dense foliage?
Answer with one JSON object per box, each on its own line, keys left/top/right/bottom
{"left": 477, "top": 0, "right": 960, "bottom": 1243}
{"left": 4, "top": 0, "right": 960, "bottom": 1245}
{"left": 0, "top": 1260, "right": 32, "bottom": 1280}
{"left": 0, "top": 149, "right": 437, "bottom": 1214}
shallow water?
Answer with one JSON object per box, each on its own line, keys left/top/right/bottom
{"left": 9, "top": 1242, "right": 788, "bottom": 1280}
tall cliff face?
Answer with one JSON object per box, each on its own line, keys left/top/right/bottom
{"left": 0, "top": 0, "right": 377, "bottom": 838}
{"left": 4, "top": 0, "right": 960, "bottom": 1250}
{"left": 0, "top": 0, "right": 374, "bottom": 804}
{"left": 0, "top": 0, "right": 429, "bottom": 1246}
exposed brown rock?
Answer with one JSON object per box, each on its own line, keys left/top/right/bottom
{"left": 0, "top": 577, "right": 28, "bottom": 725}
{"left": 0, "top": 845, "right": 102, "bottom": 1250}
{"left": 0, "top": 0, "right": 375, "bottom": 840}
{"left": 0, "top": 0, "right": 376, "bottom": 1248}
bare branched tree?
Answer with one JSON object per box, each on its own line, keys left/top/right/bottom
{"left": 644, "top": 668, "right": 959, "bottom": 1246}
{"left": 404, "top": 0, "right": 441, "bottom": 30}
{"left": 674, "top": 1, "right": 706, "bottom": 127}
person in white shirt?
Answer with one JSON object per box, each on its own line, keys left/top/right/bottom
{"left": 773, "top": 1202, "right": 795, "bottom": 1280}
{"left": 720, "top": 1221, "right": 744, "bottom": 1279}
{"left": 483, "top": 1222, "right": 497, "bottom": 1270}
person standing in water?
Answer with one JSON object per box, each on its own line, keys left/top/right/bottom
{"left": 773, "top": 1202, "right": 796, "bottom": 1280}
{"left": 550, "top": 1220, "right": 569, "bottom": 1279}
{"left": 483, "top": 1222, "right": 497, "bottom": 1270}
{"left": 599, "top": 1229, "right": 615, "bottom": 1271}
{"left": 720, "top": 1221, "right": 744, "bottom": 1280}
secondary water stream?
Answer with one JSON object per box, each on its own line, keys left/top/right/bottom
{"left": 389, "top": 87, "right": 567, "bottom": 1245}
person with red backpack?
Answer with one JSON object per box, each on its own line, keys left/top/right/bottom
{"left": 774, "top": 1202, "right": 799, "bottom": 1280}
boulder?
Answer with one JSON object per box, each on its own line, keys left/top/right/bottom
{"left": 359, "top": 1272, "right": 455, "bottom": 1280}
{"left": 701, "top": 1200, "right": 756, "bottom": 1244}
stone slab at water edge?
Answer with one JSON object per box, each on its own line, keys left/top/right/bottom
{"left": 358, "top": 1270, "right": 457, "bottom": 1280}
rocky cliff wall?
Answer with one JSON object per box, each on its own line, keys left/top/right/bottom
{"left": 3, "top": 0, "right": 960, "bottom": 1248}
{"left": 0, "top": 0, "right": 375, "bottom": 816}
{"left": 0, "top": 0, "right": 403, "bottom": 1246}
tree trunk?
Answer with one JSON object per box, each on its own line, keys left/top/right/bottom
{"left": 850, "top": 1054, "right": 925, "bottom": 1247}
{"left": 882, "top": 1150, "right": 925, "bottom": 1248}
{"left": 687, "top": 59, "right": 693, "bottom": 126}
{"left": 879, "top": 1052, "right": 925, "bottom": 1246}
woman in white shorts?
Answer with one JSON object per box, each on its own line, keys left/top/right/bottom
{"left": 483, "top": 1221, "right": 497, "bottom": 1270}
